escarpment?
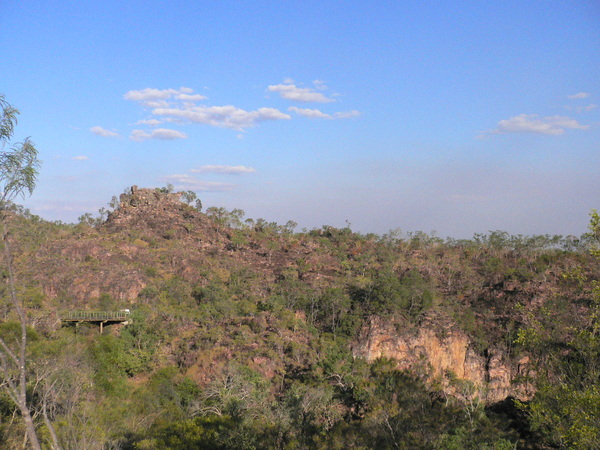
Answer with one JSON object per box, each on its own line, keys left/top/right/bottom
{"left": 354, "top": 316, "right": 534, "bottom": 403}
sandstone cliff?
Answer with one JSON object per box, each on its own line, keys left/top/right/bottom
{"left": 354, "top": 316, "right": 534, "bottom": 403}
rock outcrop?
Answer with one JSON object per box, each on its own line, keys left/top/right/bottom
{"left": 119, "top": 185, "right": 182, "bottom": 210}
{"left": 353, "top": 316, "right": 534, "bottom": 403}
{"left": 106, "top": 186, "right": 192, "bottom": 235}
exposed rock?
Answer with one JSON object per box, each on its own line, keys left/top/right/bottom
{"left": 353, "top": 316, "right": 534, "bottom": 403}
{"left": 105, "top": 185, "right": 194, "bottom": 237}
{"left": 119, "top": 185, "right": 183, "bottom": 210}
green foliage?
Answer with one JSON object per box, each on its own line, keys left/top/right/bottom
{"left": 0, "top": 320, "right": 38, "bottom": 344}
{"left": 206, "top": 207, "right": 247, "bottom": 229}
{"left": 180, "top": 190, "right": 197, "bottom": 205}
{"left": 131, "top": 366, "right": 200, "bottom": 428}
{"left": 89, "top": 331, "right": 154, "bottom": 395}
{"left": 133, "top": 415, "right": 243, "bottom": 450}
{"left": 119, "top": 310, "right": 160, "bottom": 372}
{"left": 588, "top": 209, "right": 600, "bottom": 259}
{"left": 352, "top": 268, "right": 434, "bottom": 318}
{"left": 515, "top": 209, "right": 600, "bottom": 449}
{"left": 315, "top": 287, "right": 352, "bottom": 336}
{"left": 197, "top": 363, "right": 269, "bottom": 420}
{"left": 96, "top": 292, "right": 116, "bottom": 310}
{"left": 193, "top": 278, "right": 235, "bottom": 320}
{"left": 0, "top": 95, "right": 40, "bottom": 205}
{"left": 157, "top": 183, "right": 175, "bottom": 194}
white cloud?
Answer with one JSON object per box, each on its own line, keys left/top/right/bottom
{"left": 130, "top": 128, "right": 188, "bottom": 141}
{"left": 152, "top": 105, "right": 290, "bottom": 130}
{"left": 567, "top": 92, "right": 590, "bottom": 100}
{"left": 288, "top": 107, "right": 332, "bottom": 119}
{"left": 268, "top": 82, "right": 334, "bottom": 103}
{"left": 124, "top": 88, "right": 179, "bottom": 102}
{"left": 484, "top": 114, "right": 589, "bottom": 136}
{"left": 124, "top": 87, "right": 203, "bottom": 108}
{"left": 158, "top": 174, "right": 234, "bottom": 192}
{"left": 564, "top": 104, "right": 597, "bottom": 113}
{"left": 135, "top": 118, "right": 163, "bottom": 126}
{"left": 71, "top": 156, "right": 88, "bottom": 161}
{"left": 175, "top": 93, "right": 207, "bottom": 102}
{"left": 129, "top": 131, "right": 148, "bottom": 141}
{"left": 151, "top": 128, "right": 187, "bottom": 139}
{"left": 191, "top": 165, "right": 256, "bottom": 174}
{"left": 124, "top": 83, "right": 355, "bottom": 133}
{"left": 90, "top": 126, "right": 119, "bottom": 137}
{"left": 334, "top": 110, "right": 361, "bottom": 119}
{"left": 288, "top": 107, "right": 361, "bottom": 120}
{"left": 140, "top": 100, "right": 170, "bottom": 108}
{"left": 313, "top": 80, "right": 327, "bottom": 90}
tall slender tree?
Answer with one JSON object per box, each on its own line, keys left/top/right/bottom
{"left": 0, "top": 94, "right": 43, "bottom": 449}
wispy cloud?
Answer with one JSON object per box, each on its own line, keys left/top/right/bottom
{"left": 288, "top": 107, "right": 361, "bottom": 119}
{"left": 313, "top": 80, "right": 327, "bottom": 91}
{"left": 191, "top": 165, "right": 256, "bottom": 174}
{"left": 130, "top": 128, "right": 188, "bottom": 141}
{"left": 135, "top": 118, "right": 162, "bottom": 126}
{"left": 564, "top": 104, "right": 597, "bottom": 113}
{"left": 34, "top": 202, "right": 85, "bottom": 212}
{"left": 175, "top": 93, "right": 208, "bottom": 102}
{"left": 152, "top": 105, "right": 290, "bottom": 130}
{"left": 124, "top": 81, "right": 356, "bottom": 134}
{"left": 268, "top": 81, "right": 334, "bottom": 103}
{"left": 158, "top": 174, "right": 234, "bottom": 191}
{"left": 90, "top": 126, "right": 119, "bottom": 138}
{"left": 333, "top": 110, "right": 360, "bottom": 119}
{"left": 71, "top": 156, "right": 88, "bottom": 161}
{"left": 288, "top": 107, "right": 332, "bottom": 119}
{"left": 124, "top": 87, "right": 207, "bottom": 109}
{"left": 483, "top": 114, "right": 589, "bottom": 136}
{"left": 567, "top": 92, "right": 590, "bottom": 100}
{"left": 125, "top": 88, "right": 176, "bottom": 101}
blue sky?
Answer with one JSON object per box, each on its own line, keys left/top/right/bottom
{"left": 1, "top": 1, "right": 599, "bottom": 238}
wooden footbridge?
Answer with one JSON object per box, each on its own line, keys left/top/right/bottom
{"left": 60, "top": 310, "right": 131, "bottom": 333}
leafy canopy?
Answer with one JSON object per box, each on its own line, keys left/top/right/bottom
{"left": 0, "top": 94, "right": 40, "bottom": 206}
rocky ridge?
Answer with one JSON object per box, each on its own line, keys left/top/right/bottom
{"left": 23, "top": 186, "right": 556, "bottom": 404}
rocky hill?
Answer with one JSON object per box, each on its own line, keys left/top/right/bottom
{"left": 2, "top": 187, "right": 598, "bottom": 448}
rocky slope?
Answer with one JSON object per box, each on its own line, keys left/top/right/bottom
{"left": 354, "top": 316, "right": 534, "bottom": 402}
{"left": 14, "top": 186, "right": 590, "bottom": 405}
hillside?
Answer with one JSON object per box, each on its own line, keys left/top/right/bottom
{"left": 1, "top": 187, "right": 599, "bottom": 449}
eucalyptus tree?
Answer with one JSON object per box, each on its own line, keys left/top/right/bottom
{"left": 0, "top": 95, "right": 44, "bottom": 449}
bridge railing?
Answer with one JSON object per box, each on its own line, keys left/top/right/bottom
{"left": 60, "top": 310, "right": 131, "bottom": 321}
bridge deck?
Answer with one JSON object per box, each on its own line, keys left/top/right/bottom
{"left": 60, "top": 310, "right": 131, "bottom": 322}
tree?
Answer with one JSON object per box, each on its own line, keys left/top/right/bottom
{"left": 158, "top": 183, "right": 174, "bottom": 194}
{"left": 180, "top": 190, "right": 197, "bottom": 205}
{"left": 0, "top": 95, "right": 43, "bottom": 449}
{"left": 516, "top": 210, "right": 600, "bottom": 448}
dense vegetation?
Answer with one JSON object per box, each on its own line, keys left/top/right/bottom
{"left": 0, "top": 187, "right": 598, "bottom": 448}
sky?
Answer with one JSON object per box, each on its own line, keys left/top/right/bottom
{"left": 1, "top": 0, "right": 599, "bottom": 238}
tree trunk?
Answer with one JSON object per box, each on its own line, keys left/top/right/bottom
{"left": 22, "top": 407, "right": 41, "bottom": 450}
{"left": 0, "top": 221, "right": 42, "bottom": 450}
{"left": 43, "top": 399, "right": 61, "bottom": 450}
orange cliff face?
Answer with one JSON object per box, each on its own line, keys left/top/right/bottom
{"left": 353, "top": 316, "right": 534, "bottom": 403}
